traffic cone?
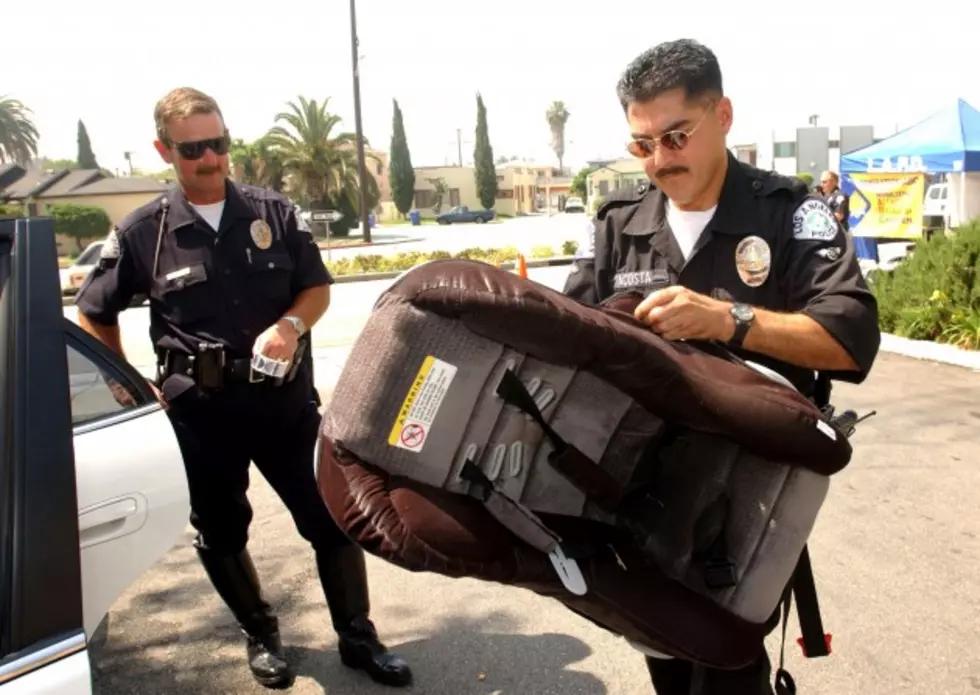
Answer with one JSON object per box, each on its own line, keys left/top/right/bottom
{"left": 516, "top": 253, "right": 528, "bottom": 279}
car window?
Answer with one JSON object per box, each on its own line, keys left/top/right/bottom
{"left": 67, "top": 341, "right": 142, "bottom": 426}
{"left": 75, "top": 242, "right": 103, "bottom": 266}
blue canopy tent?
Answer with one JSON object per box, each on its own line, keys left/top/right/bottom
{"left": 841, "top": 99, "right": 980, "bottom": 174}
{"left": 838, "top": 100, "right": 980, "bottom": 261}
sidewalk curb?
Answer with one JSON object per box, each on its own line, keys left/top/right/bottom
{"left": 878, "top": 333, "right": 980, "bottom": 371}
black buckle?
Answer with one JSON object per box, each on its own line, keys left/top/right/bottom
{"left": 248, "top": 366, "right": 266, "bottom": 384}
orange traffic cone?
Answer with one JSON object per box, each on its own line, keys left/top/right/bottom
{"left": 516, "top": 253, "right": 528, "bottom": 279}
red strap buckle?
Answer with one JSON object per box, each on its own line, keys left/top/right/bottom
{"left": 796, "top": 633, "right": 833, "bottom": 657}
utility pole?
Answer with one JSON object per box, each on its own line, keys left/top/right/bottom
{"left": 456, "top": 128, "right": 463, "bottom": 166}
{"left": 349, "top": 0, "right": 371, "bottom": 243}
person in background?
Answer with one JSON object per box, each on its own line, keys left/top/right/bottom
{"left": 820, "top": 170, "right": 850, "bottom": 232}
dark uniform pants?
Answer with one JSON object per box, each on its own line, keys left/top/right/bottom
{"left": 646, "top": 650, "right": 774, "bottom": 695}
{"left": 164, "top": 375, "right": 351, "bottom": 555}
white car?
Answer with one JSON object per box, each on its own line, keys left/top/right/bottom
{"left": 0, "top": 217, "right": 190, "bottom": 694}
{"left": 564, "top": 196, "right": 586, "bottom": 214}
{"left": 60, "top": 240, "right": 148, "bottom": 306}
{"left": 60, "top": 240, "right": 105, "bottom": 295}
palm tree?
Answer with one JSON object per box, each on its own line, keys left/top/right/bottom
{"left": 264, "top": 96, "right": 379, "bottom": 240}
{"left": 546, "top": 101, "right": 570, "bottom": 175}
{"left": 0, "top": 95, "right": 40, "bottom": 165}
{"left": 230, "top": 137, "right": 286, "bottom": 192}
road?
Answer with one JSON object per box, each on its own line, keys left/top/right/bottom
{"left": 321, "top": 214, "right": 592, "bottom": 262}
{"left": 81, "top": 266, "right": 980, "bottom": 695}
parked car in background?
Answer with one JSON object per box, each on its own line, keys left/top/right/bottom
{"left": 60, "top": 240, "right": 105, "bottom": 295}
{"left": 0, "top": 217, "right": 191, "bottom": 694}
{"left": 60, "top": 239, "right": 147, "bottom": 306}
{"left": 564, "top": 196, "right": 586, "bottom": 214}
{"left": 436, "top": 205, "right": 495, "bottom": 225}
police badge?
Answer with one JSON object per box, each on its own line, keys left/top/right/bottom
{"left": 734, "top": 235, "right": 771, "bottom": 288}
{"left": 250, "top": 219, "right": 273, "bottom": 250}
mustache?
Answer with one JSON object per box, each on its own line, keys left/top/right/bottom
{"left": 196, "top": 166, "right": 222, "bottom": 175}
{"left": 655, "top": 166, "right": 689, "bottom": 178}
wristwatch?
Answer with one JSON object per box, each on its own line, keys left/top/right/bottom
{"left": 728, "top": 303, "right": 755, "bottom": 348}
{"left": 280, "top": 315, "right": 307, "bottom": 335}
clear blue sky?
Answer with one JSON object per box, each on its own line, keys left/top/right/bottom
{"left": 6, "top": 0, "right": 977, "bottom": 175}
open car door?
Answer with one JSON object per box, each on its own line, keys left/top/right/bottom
{"left": 0, "top": 217, "right": 91, "bottom": 693}
{"left": 0, "top": 217, "right": 191, "bottom": 693}
{"left": 67, "top": 300, "right": 190, "bottom": 638}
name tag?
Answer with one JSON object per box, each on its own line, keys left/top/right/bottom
{"left": 613, "top": 269, "right": 668, "bottom": 291}
{"left": 165, "top": 267, "right": 192, "bottom": 281}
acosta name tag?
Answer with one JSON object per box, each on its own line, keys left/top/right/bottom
{"left": 613, "top": 269, "right": 669, "bottom": 291}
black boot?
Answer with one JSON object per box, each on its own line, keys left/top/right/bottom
{"left": 196, "top": 541, "right": 294, "bottom": 689}
{"left": 317, "top": 545, "right": 413, "bottom": 687}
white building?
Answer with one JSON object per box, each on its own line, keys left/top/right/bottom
{"left": 732, "top": 125, "right": 887, "bottom": 178}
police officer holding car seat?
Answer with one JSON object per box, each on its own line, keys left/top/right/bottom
{"left": 563, "top": 40, "right": 880, "bottom": 694}
{"left": 74, "top": 87, "right": 412, "bottom": 690}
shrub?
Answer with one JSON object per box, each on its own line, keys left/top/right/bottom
{"left": 561, "top": 240, "right": 579, "bottom": 256}
{"left": 871, "top": 219, "right": 980, "bottom": 348}
{"left": 47, "top": 204, "right": 112, "bottom": 254}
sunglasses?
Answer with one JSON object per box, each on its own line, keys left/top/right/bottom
{"left": 627, "top": 103, "right": 715, "bottom": 158}
{"left": 170, "top": 133, "right": 231, "bottom": 160}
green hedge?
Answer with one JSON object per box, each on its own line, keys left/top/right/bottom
{"left": 871, "top": 219, "right": 980, "bottom": 350}
{"left": 325, "top": 241, "right": 579, "bottom": 277}
{"left": 48, "top": 204, "right": 111, "bottom": 249}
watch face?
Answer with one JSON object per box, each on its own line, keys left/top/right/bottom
{"left": 732, "top": 303, "right": 754, "bottom": 322}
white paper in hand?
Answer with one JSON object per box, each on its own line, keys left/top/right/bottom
{"left": 251, "top": 352, "right": 290, "bottom": 379}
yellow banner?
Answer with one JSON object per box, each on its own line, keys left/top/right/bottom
{"left": 845, "top": 173, "right": 924, "bottom": 239}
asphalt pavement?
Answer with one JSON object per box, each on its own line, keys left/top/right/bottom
{"left": 78, "top": 262, "right": 980, "bottom": 695}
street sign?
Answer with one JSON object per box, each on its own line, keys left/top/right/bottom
{"left": 312, "top": 210, "right": 343, "bottom": 223}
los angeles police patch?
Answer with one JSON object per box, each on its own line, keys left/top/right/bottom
{"left": 101, "top": 228, "right": 121, "bottom": 259}
{"left": 576, "top": 219, "right": 596, "bottom": 259}
{"left": 792, "top": 199, "right": 838, "bottom": 241}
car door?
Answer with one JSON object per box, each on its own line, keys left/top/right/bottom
{"left": 0, "top": 216, "right": 92, "bottom": 694}
{"left": 67, "top": 319, "right": 191, "bottom": 637}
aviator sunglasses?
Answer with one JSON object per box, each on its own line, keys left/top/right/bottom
{"left": 169, "top": 133, "right": 231, "bottom": 160}
{"left": 626, "top": 102, "right": 716, "bottom": 158}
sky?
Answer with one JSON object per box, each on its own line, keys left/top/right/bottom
{"left": 5, "top": 1, "right": 978, "bottom": 176}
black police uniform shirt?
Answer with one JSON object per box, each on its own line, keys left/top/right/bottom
{"left": 562, "top": 155, "right": 880, "bottom": 397}
{"left": 824, "top": 186, "right": 850, "bottom": 232}
{"left": 75, "top": 180, "right": 333, "bottom": 359}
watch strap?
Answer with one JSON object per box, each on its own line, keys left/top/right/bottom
{"left": 282, "top": 315, "right": 306, "bottom": 335}
{"left": 729, "top": 319, "right": 751, "bottom": 348}
{"left": 728, "top": 304, "right": 753, "bottom": 348}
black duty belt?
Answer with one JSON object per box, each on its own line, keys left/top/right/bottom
{"left": 157, "top": 338, "right": 308, "bottom": 390}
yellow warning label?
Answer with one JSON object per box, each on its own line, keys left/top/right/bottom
{"left": 387, "top": 355, "right": 458, "bottom": 452}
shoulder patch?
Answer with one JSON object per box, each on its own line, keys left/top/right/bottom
{"left": 101, "top": 228, "right": 122, "bottom": 259}
{"left": 575, "top": 219, "right": 596, "bottom": 259}
{"left": 293, "top": 205, "right": 312, "bottom": 233}
{"left": 793, "top": 198, "right": 839, "bottom": 241}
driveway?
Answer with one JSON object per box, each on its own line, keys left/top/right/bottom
{"left": 89, "top": 351, "right": 980, "bottom": 694}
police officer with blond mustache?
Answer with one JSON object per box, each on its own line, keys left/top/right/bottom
{"left": 564, "top": 40, "right": 880, "bottom": 694}
{"left": 74, "top": 87, "right": 412, "bottom": 690}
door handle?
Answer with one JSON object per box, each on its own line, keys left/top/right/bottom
{"left": 78, "top": 496, "right": 144, "bottom": 548}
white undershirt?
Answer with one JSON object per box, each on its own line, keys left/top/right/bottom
{"left": 190, "top": 201, "right": 225, "bottom": 232}
{"left": 666, "top": 200, "right": 717, "bottom": 260}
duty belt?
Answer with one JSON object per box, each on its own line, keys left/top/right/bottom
{"left": 157, "top": 337, "right": 308, "bottom": 390}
